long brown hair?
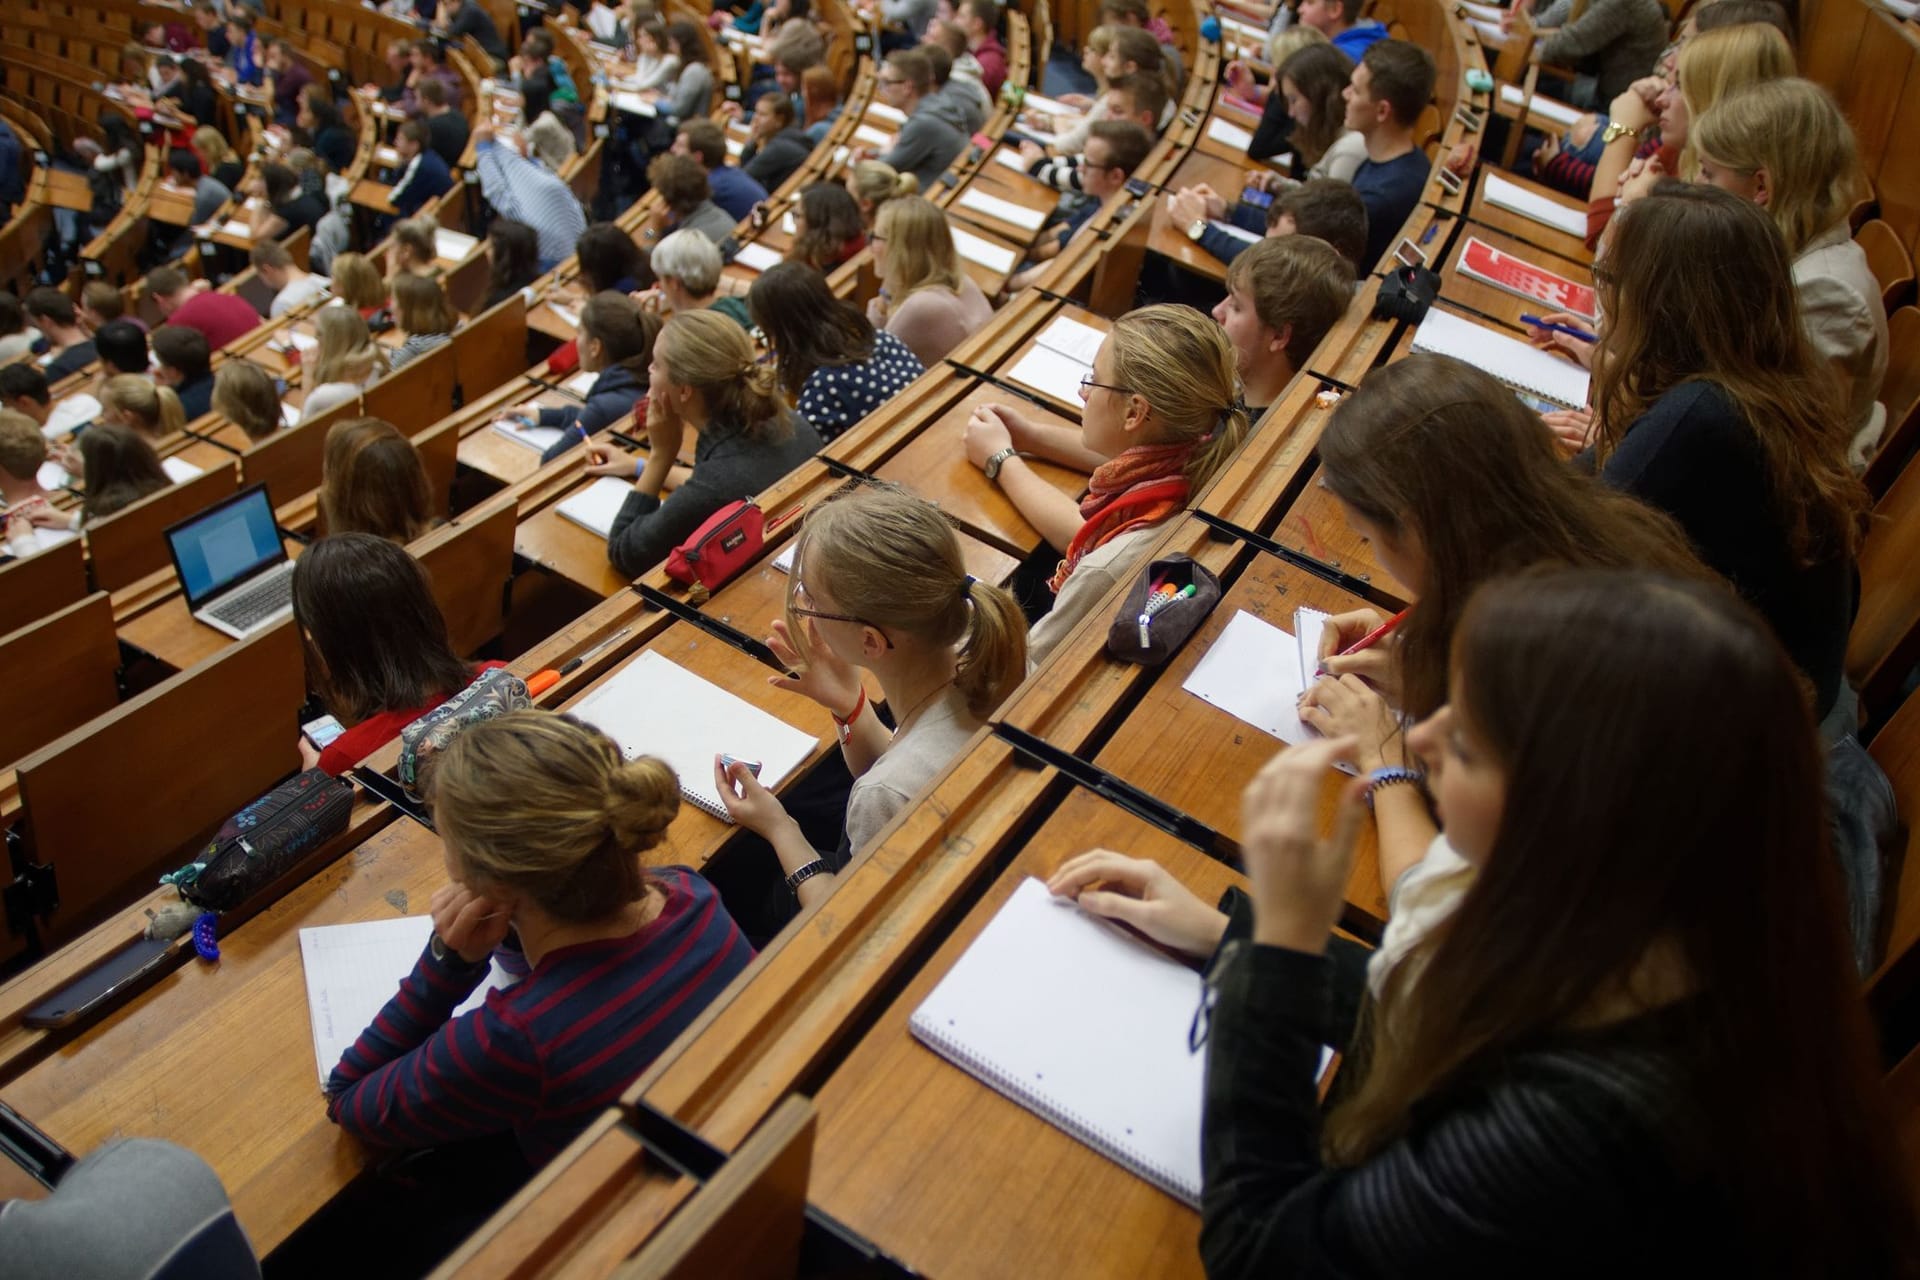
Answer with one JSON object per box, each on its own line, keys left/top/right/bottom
{"left": 1320, "top": 355, "right": 1709, "bottom": 717}
{"left": 79, "top": 424, "right": 171, "bottom": 521}
{"left": 1327, "top": 569, "right": 1917, "bottom": 1276}
{"left": 1276, "top": 43, "right": 1354, "bottom": 166}
{"left": 748, "top": 262, "right": 876, "bottom": 398}
{"left": 291, "top": 532, "right": 469, "bottom": 725}
{"left": 1592, "top": 183, "right": 1865, "bottom": 562}
{"left": 320, "top": 417, "right": 434, "bottom": 542}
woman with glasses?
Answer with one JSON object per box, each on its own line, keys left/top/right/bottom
{"left": 962, "top": 304, "right": 1251, "bottom": 666}
{"left": 712, "top": 485, "right": 1028, "bottom": 907}
{"left": 580, "top": 309, "right": 822, "bottom": 578}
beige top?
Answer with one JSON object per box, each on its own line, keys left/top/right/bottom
{"left": 877, "top": 277, "right": 995, "bottom": 368}
{"left": 1366, "top": 833, "right": 1475, "bottom": 997}
{"left": 1793, "top": 221, "right": 1888, "bottom": 467}
{"left": 845, "top": 685, "right": 979, "bottom": 852}
{"left": 1026, "top": 520, "right": 1166, "bottom": 669}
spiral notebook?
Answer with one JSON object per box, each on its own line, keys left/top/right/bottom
{"left": 1409, "top": 308, "right": 1590, "bottom": 410}
{"left": 567, "top": 650, "right": 817, "bottom": 821}
{"left": 556, "top": 476, "right": 635, "bottom": 539}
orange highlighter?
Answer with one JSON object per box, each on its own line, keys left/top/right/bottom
{"left": 525, "top": 627, "right": 632, "bottom": 696}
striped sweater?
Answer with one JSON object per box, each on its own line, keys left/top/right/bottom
{"left": 325, "top": 868, "right": 753, "bottom": 1164}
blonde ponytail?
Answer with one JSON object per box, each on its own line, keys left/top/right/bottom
{"left": 789, "top": 485, "right": 1028, "bottom": 717}
{"left": 658, "top": 309, "right": 789, "bottom": 437}
{"left": 153, "top": 384, "right": 186, "bottom": 436}
{"left": 429, "top": 710, "right": 678, "bottom": 924}
{"left": 1108, "top": 304, "right": 1250, "bottom": 490}
{"left": 101, "top": 374, "right": 185, "bottom": 437}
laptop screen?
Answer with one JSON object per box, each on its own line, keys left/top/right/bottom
{"left": 167, "top": 486, "right": 284, "bottom": 609}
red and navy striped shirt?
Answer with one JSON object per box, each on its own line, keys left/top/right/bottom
{"left": 324, "top": 867, "right": 753, "bottom": 1165}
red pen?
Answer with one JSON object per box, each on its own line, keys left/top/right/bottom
{"left": 1315, "top": 608, "right": 1410, "bottom": 677}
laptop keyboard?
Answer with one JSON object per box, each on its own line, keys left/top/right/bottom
{"left": 206, "top": 571, "right": 293, "bottom": 630}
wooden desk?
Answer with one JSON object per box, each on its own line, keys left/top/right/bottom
{"left": 1271, "top": 476, "right": 1405, "bottom": 606}
{"left": 456, "top": 376, "right": 595, "bottom": 486}
{"left": 1437, "top": 222, "right": 1592, "bottom": 333}
{"left": 1304, "top": 277, "right": 1394, "bottom": 389}
{"left": 116, "top": 537, "right": 303, "bottom": 670}
{"left": 1146, "top": 148, "right": 1251, "bottom": 286}
{"left": 515, "top": 490, "right": 643, "bottom": 598}
{"left": 41, "top": 169, "right": 94, "bottom": 213}
{"left": 1464, "top": 169, "right": 1592, "bottom": 264}
{"left": 945, "top": 164, "right": 1053, "bottom": 254}
{"left": 807, "top": 786, "right": 1241, "bottom": 1280}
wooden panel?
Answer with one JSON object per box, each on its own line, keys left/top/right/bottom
{"left": 1842, "top": 15, "right": 1917, "bottom": 192}
{"left": 85, "top": 461, "right": 239, "bottom": 592}
{"left": 1870, "top": 685, "right": 1920, "bottom": 1009}
{"left": 242, "top": 395, "right": 359, "bottom": 513}
{"left": 1848, "top": 454, "right": 1920, "bottom": 714}
{"left": 0, "top": 537, "right": 86, "bottom": 637}
{"left": 1871, "top": 48, "right": 1920, "bottom": 258}
{"left": 364, "top": 337, "right": 459, "bottom": 434}
{"left": 13, "top": 620, "right": 305, "bottom": 942}
{"left": 417, "top": 417, "right": 460, "bottom": 521}
{"left": 0, "top": 593, "right": 120, "bottom": 769}
{"left": 415, "top": 494, "right": 517, "bottom": 658}
{"left": 451, "top": 292, "right": 529, "bottom": 405}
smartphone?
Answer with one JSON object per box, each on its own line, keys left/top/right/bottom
{"left": 1393, "top": 237, "right": 1429, "bottom": 269}
{"left": 1436, "top": 165, "right": 1465, "bottom": 195}
{"left": 302, "top": 714, "right": 346, "bottom": 750}
{"left": 750, "top": 201, "right": 770, "bottom": 230}
{"left": 1239, "top": 186, "right": 1275, "bottom": 210}
{"left": 720, "top": 754, "right": 763, "bottom": 778}
{"left": 22, "top": 935, "right": 177, "bottom": 1030}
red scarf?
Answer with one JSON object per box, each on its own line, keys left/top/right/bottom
{"left": 1049, "top": 443, "right": 1192, "bottom": 593}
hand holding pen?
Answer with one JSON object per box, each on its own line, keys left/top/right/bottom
{"left": 1522, "top": 312, "right": 1598, "bottom": 370}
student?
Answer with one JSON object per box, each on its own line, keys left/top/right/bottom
{"left": 583, "top": 309, "right": 823, "bottom": 577}
{"left": 98, "top": 374, "right": 189, "bottom": 440}
{"left": 1342, "top": 40, "right": 1437, "bottom": 270}
{"left": 68, "top": 425, "right": 173, "bottom": 524}
{"left": 297, "top": 86, "right": 357, "bottom": 174}
{"left": 148, "top": 329, "right": 216, "bottom": 421}
{"left": 1006, "top": 121, "right": 1152, "bottom": 291}
{"left": 1022, "top": 25, "right": 1116, "bottom": 140}
{"left": 249, "top": 161, "right": 328, "bottom": 242}
{"left": 433, "top": 0, "right": 510, "bottom": 66}
{"left": 330, "top": 252, "right": 391, "bottom": 316}
{"left": 325, "top": 707, "right": 754, "bottom": 1163}
{"left": 1025, "top": 80, "right": 1162, "bottom": 185}
{"left": 867, "top": 195, "right": 994, "bottom": 365}
{"left": 510, "top": 29, "right": 581, "bottom": 106}
{"left": 1211, "top": 236, "right": 1355, "bottom": 415}
{"left": 391, "top": 215, "right": 440, "bottom": 276}
{"left": 495, "top": 293, "right": 659, "bottom": 461}
{"left": 1273, "top": 180, "right": 1371, "bottom": 271}
{"left": 387, "top": 273, "right": 456, "bottom": 371}
{"left": 194, "top": 126, "right": 246, "bottom": 194}
{"left": 647, "top": 20, "right": 716, "bottom": 132}
{"left": 642, "top": 153, "right": 737, "bottom": 248}
{"left": 0, "top": 292, "right": 38, "bottom": 362}
{"left": 225, "top": 9, "right": 262, "bottom": 85}
{"left": 24, "top": 289, "right": 96, "bottom": 382}
{"left": 263, "top": 38, "right": 314, "bottom": 126}
{"left": 319, "top": 418, "right": 436, "bottom": 544}
{"left": 483, "top": 219, "right": 542, "bottom": 309}
{"left": 0, "top": 365, "right": 50, "bottom": 428}
{"left": 1297, "top": 0, "right": 1386, "bottom": 59}
{"left": 167, "top": 146, "right": 231, "bottom": 229}
{"left": 1692, "top": 79, "right": 1889, "bottom": 466}
{"left": 0, "top": 412, "right": 63, "bottom": 557}
{"left": 389, "top": 119, "right": 455, "bottom": 219}
{"left": 676, "top": 119, "right": 768, "bottom": 222}
{"left": 251, "top": 240, "right": 328, "bottom": 317}
{"left": 78, "top": 283, "right": 134, "bottom": 336}
{"left": 148, "top": 267, "right": 264, "bottom": 351}
{"left": 526, "top": 113, "right": 578, "bottom": 172}
{"left": 749, "top": 263, "right": 925, "bottom": 441}
{"left": 955, "top": 0, "right": 1006, "bottom": 98}
{"left": 917, "top": 44, "right": 986, "bottom": 135}
{"left": 714, "top": 486, "right": 1027, "bottom": 902}
{"left": 1209, "top": 569, "right": 1920, "bottom": 1273}
{"left": 414, "top": 78, "right": 470, "bottom": 166}
{"left": 473, "top": 115, "right": 588, "bottom": 270}
{"left": 624, "top": 18, "right": 681, "bottom": 91}
{"left": 861, "top": 50, "right": 967, "bottom": 191}
{"left": 401, "top": 39, "right": 465, "bottom": 116}
{"left": 1274, "top": 43, "right": 1366, "bottom": 181}
{"left": 575, "top": 223, "right": 649, "bottom": 295}
{"left": 303, "top": 307, "right": 389, "bottom": 422}
{"left": 801, "top": 63, "right": 844, "bottom": 142}
{"left": 845, "top": 160, "right": 919, "bottom": 229}
{"left": 1511, "top": 0, "right": 1668, "bottom": 108}
{"left": 963, "top": 305, "right": 1250, "bottom": 664}
{"left": 93, "top": 320, "right": 152, "bottom": 376}
{"left": 924, "top": 23, "right": 994, "bottom": 124}
{"left": 785, "top": 183, "right": 867, "bottom": 274}
{"left": 1236, "top": 26, "right": 1333, "bottom": 160}
{"left": 1099, "top": 0, "right": 1181, "bottom": 81}
{"left": 741, "top": 92, "right": 813, "bottom": 191}
{"left": 646, "top": 229, "right": 753, "bottom": 329}
{"left": 212, "top": 361, "right": 285, "bottom": 441}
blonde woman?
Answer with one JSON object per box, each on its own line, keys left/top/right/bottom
{"left": 193, "top": 124, "right": 244, "bottom": 191}
{"left": 387, "top": 273, "right": 457, "bottom": 370}
{"left": 98, "top": 374, "right": 187, "bottom": 439}
{"left": 324, "top": 709, "right": 753, "bottom": 1160}
{"left": 581, "top": 309, "right": 823, "bottom": 577}
{"left": 329, "top": 251, "right": 390, "bottom": 316}
{"left": 210, "top": 361, "right": 285, "bottom": 440}
{"left": 391, "top": 214, "right": 439, "bottom": 275}
{"left": 844, "top": 160, "right": 918, "bottom": 230}
{"left": 1694, "top": 78, "right": 1888, "bottom": 465}
{"left": 715, "top": 487, "right": 1028, "bottom": 906}
{"left": 962, "top": 305, "right": 1251, "bottom": 665}
{"left": 866, "top": 196, "right": 994, "bottom": 367}
{"left": 302, "top": 307, "right": 388, "bottom": 423}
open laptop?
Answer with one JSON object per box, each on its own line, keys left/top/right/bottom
{"left": 164, "top": 483, "right": 296, "bottom": 640}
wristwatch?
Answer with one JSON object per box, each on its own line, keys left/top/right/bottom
{"left": 1186, "top": 217, "right": 1208, "bottom": 241}
{"left": 785, "top": 859, "right": 831, "bottom": 894}
{"left": 1600, "top": 119, "right": 1638, "bottom": 146}
{"left": 983, "top": 444, "right": 1020, "bottom": 480}
{"left": 429, "top": 932, "right": 488, "bottom": 968}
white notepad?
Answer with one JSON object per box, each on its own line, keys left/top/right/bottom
{"left": 1034, "top": 315, "right": 1106, "bottom": 367}
{"left": 994, "top": 147, "right": 1030, "bottom": 173}
{"left": 733, "top": 241, "right": 783, "bottom": 272}
{"left": 1208, "top": 218, "right": 1262, "bottom": 246}
{"left": 610, "top": 90, "right": 657, "bottom": 118}
{"left": 773, "top": 542, "right": 796, "bottom": 573}
{"left": 556, "top": 475, "right": 634, "bottom": 538}
{"left": 43, "top": 394, "right": 101, "bottom": 439}
{"left": 866, "top": 100, "right": 907, "bottom": 124}
{"left": 909, "top": 877, "right": 1210, "bottom": 1205}
{"left": 958, "top": 188, "right": 1046, "bottom": 232}
{"left": 726, "top": 136, "right": 744, "bottom": 157}
{"left": 161, "top": 456, "right": 203, "bottom": 482}
{"left": 280, "top": 401, "right": 302, "bottom": 427}
{"left": 1469, "top": 17, "right": 1508, "bottom": 46}
{"left": 36, "top": 461, "right": 69, "bottom": 490}
{"left": 1409, "top": 308, "right": 1589, "bottom": 410}
{"left": 1481, "top": 173, "right": 1586, "bottom": 239}
{"left": 549, "top": 303, "right": 583, "bottom": 330}
{"left": 1003, "top": 345, "right": 1090, "bottom": 404}
{"left": 951, "top": 227, "right": 1018, "bottom": 275}
{"left": 494, "top": 419, "right": 566, "bottom": 452}
{"left": 568, "top": 650, "right": 818, "bottom": 821}
{"left": 565, "top": 370, "right": 600, "bottom": 395}
{"left": 1017, "top": 92, "right": 1072, "bottom": 116}
{"left": 1206, "top": 118, "right": 1256, "bottom": 151}
{"left": 1182, "top": 609, "right": 1323, "bottom": 748}
{"left": 299, "top": 914, "right": 514, "bottom": 1089}
{"left": 434, "top": 228, "right": 479, "bottom": 260}
{"left": 1499, "top": 83, "right": 1581, "bottom": 127}
{"left": 853, "top": 123, "right": 892, "bottom": 148}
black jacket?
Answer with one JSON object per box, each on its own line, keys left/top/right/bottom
{"left": 742, "top": 127, "right": 813, "bottom": 193}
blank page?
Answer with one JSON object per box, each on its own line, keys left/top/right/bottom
{"left": 951, "top": 227, "right": 1018, "bottom": 274}
{"left": 1499, "top": 84, "right": 1581, "bottom": 126}
{"left": 1003, "top": 345, "right": 1090, "bottom": 404}
{"left": 909, "top": 878, "right": 1208, "bottom": 1205}
{"left": 1482, "top": 173, "right": 1587, "bottom": 238}
{"left": 43, "top": 394, "right": 101, "bottom": 439}
{"left": 556, "top": 476, "right": 634, "bottom": 539}
{"left": 1409, "top": 308, "right": 1590, "bottom": 409}
{"left": 494, "top": 420, "right": 567, "bottom": 452}
{"left": 733, "top": 241, "right": 782, "bottom": 273}
{"left": 1182, "top": 609, "right": 1315, "bottom": 745}
{"left": 569, "top": 650, "right": 817, "bottom": 821}
{"left": 299, "top": 915, "right": 511, "bottom": 1089}
{"left": 958, "top": 188, "right": 1047, "bottom": 232}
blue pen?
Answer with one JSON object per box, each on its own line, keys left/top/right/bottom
{"left": 1521, "top": 314, "right": 1597, "bottom": 343}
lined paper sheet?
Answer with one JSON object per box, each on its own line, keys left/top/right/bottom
{"left": 1034, "top": 315, "right": 1106, "bottom": 366}
{"left": 733, "top": 241, "right": 783, "bottom": 272}
{"left": 556, "top": 476, "right": 634, "bottom": 538}
{"left": 952, "top": 227, "right": 1018, "bottom": 274}
{"left": 569, "top": 650, "right": 817, "bottom": 820}
{"left": 300, "top": 915, "right": 513, "bottom": 1089}
{"left": 958, "top": 188, "right": 1046, "bottom": 231}
{"left": 1481, "top": 173, "right": 1587, "bottom": 238}
{"left": 994, "top": 147, "right": 1030, "bottom": 173}
{"left": 1499, "top": 84, "right": 1581, "bottom": 127}
{"left": 1003, "top": 345, "right": 1090, "bottom": 404}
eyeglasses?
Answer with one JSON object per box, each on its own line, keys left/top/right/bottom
{"left": 790, "top": 578, "right": 894, "bottom": 648}
{"left": 1078, "top": 375, "right": 1131, "bottom": 399}
{"left": 879, "top": 76, "right": 906, "bottom": 87}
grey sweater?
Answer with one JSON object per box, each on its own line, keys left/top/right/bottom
{"left": 664, "top": 61, "right": 714, "bottom": 125}
{"left": 880, "top": 105, "right": 968, "bottom": 192}
{"left": 1535, "top": 0, "right": 1668, "bottom": 106}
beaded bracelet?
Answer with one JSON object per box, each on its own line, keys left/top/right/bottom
{"left": 1364, "top": 766, "right": 1425, "bottom": 810}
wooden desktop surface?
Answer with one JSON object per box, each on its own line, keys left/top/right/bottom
{"left": 1463, "top": 168, "right": 1593, "bottom": 264}
{"left": 1146, "top": 149, "right": 1252, "bottom": 285}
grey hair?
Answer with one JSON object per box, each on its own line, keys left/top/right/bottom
{"left": 527, "top": 114, "right": 576, "bottom": 170}
{"left": 650, "top": 229, "right": 722, "bottom": 296}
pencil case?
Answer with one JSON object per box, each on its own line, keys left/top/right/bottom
{"left": 1105, "top": 554, "right": 1221, "bottom": 667}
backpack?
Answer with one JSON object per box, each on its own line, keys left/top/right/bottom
{"left": 160, "top": 768, "right": 356, "bottom": 912}
{"left": 397, "top": 666, "right": 532, "bottom": 799}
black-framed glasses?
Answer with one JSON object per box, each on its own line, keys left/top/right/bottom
{"left": 1079, "top": 375, "right": 1131, "bottom": 399}
{"left": 790, "top": 579, "right": 895, "bottom": 648}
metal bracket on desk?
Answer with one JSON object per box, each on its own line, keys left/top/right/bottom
{"left": 3, "top": 826, "right": 55, "bottom": 954}
{"left": 631, "top": 581, "right": 787, "bottom": 672}
{"left": 1192, "top": 510, "right": 1380, "bottom": 598}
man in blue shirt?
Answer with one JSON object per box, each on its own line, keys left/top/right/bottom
{"left": 388, "top": 120, "right": 454, "bottom": 218}
{"left": 674, "top": 120, "right": 767, "bottom": 223}
{"left": 1343, "top": 39, "right": 1436, "bottom": 271}
{"left": 1298, "top": 0, "right": 1388, "bottom": 60}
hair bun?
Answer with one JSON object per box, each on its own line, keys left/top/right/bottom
{"left": 604, "top": 755, "right": 680, "bottom": 851}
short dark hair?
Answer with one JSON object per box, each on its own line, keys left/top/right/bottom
{"left": 152, "top": 325, "right": 211, "bottom": 380}
{"left": 959, "top": 0, "right": 999, "bottom": 28}
{"left": 1361, "top": 40, "right": 1436, "bottom": 127}
{"left": 293, "top": 531, "right": 468, "bottom": 723}
{"left": 0, "top": 363, "right": 50, "bottom": 406}
{"left": 167, "top": 147, "right": 203, "bottom": 181}
{"left": 1099, "top": 0, "right": 1151, "bottom": 23}
{"left": 24, "top": 287, "right": 75, "bottom": 328}
{"left": 755, "top": 90, "right": 797, "bottom": 128}
{"left": 677, "top": 119, "right": 727, "bottom": 169}
{"left": 94, "top": 320, "right": 150, "bottom": 374}
{"left": 398, "top": 119, "right": 431, "bottom": 149}
{"left": 1226, "top": 233, "right": 1356, "bottom": 368}
{"left": 921, "top": 43, "right": 953, "bottom": 88}
{"left": 1085, "top": 120, "right": 1153, "bottom": 175}
{"left": 0, "top": 292, "right": 22, "bottom": 337}
{"left": 574, "top": 223, "right": 647, "bottom": 293}
{"left": 665, "top": 19, "right": 707, "bottom": 65}
{"left": 147, "top": 266, "right": 190, "bottom": 299}
{"left": 1108, "top": 71, "right": 1168, "bottom": 130}
{"left": 250, "top": 239, "right": 294, "bottom": 271}
{"left": 1273, "top": 177, "right": 1370, "bottom": 271}
{"left": 886, "top": 48, "right": 933, "bottom": 95}
{"left": 416, "top": 76, "right": 449, "bottom": 107}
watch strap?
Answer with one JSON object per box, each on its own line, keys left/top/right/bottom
{"left": 784, "top": 859, "right": 831, "bottom": 893}
{"left": 983, "top": 445, "right": 1019, "bottom": 480}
